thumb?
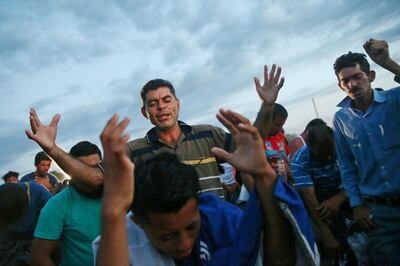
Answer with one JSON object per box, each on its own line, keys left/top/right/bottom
{"left": 50, "top": 114, "right": 61, "bottom": 127}
{"left": 211, "top": 147, "right": 231, "bottom": 162}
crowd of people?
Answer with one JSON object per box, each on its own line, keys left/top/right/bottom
{"left": 0, "top": 38, "right": 399, "bottom": 266}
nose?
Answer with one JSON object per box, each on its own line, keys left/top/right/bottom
{"left": 175, "top": 232, "right": 193, "bottom": 254}
{"left": 348, "top": 78, "right": 358, "bottom": 89}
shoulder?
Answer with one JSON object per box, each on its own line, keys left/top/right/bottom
{"left": 126, "top": 136, "right": 148, "bottom": 150}
{"left": 199, "top": 193, "right": 242, "bottom": 225}
{"left": 20, "top": 172, "right": 34, "bottom": 181}
{"left": 291, "top": 146, "right": 310, "bottom": 164}
{"left": 191, "top": 124, "right": 226, "bottom": 135}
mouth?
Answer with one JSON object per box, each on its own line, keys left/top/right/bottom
{"left": 175, "top": 248, "right": 192, "bottom": 258}
{"left": 157, "top": 113, "right": 171, "bottom": 121}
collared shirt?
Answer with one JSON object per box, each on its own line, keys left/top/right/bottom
{"left": 333, "top": 87, "right": 400, "bottom": 207}
{"left": 291, "top": 145, "right": 341, "bottom": 202}
{"left": 126, "top": 121, "right": 233, "bottom": 199}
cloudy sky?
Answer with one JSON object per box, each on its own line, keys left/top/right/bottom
{"left": 1, "top": 0, "right": 399, "bottom": 177}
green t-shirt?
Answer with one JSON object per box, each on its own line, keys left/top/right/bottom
{"left": 34, "top": 186, "right": 102, "bottom": 266}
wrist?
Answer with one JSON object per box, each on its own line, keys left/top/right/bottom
{"left": 261, "top": 102, "right": 274, "bottom": 112}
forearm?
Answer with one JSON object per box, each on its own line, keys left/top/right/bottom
{"left": 97, "top": 209, "right": 129, "bottom": 266}
{"left": 253, "top": 102, "right": 273, "bottom": 139}
{"left": 241, "top": 173, "right": 254, "bottom": 192}
{"left": 254, "top": 176, "right": 295, "bottom": 266}
{"left": 380, "top": 58, "right": 400, "bottom": 76}
{"left": 299, "top": 189, "right": 334, "bottom": 235}
{"left": 47, "top": 145, "right": 103, "bottom": 192}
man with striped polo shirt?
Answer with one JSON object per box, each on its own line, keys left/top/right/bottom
{"left": 126, "top": 79, "right": 234, "bottom": 199}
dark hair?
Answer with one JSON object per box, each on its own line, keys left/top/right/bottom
{"left": 305, "top": 118, "right": 327, "bottom": 131}
{"left": 34, "top": 151, "right": 52, "bottom": 165}
{"left": 2, "top": 171, "right": 19, "bottom": 181}
{"left": 308, "top": 125, "right": 333, "bottom": 147}
{"left": 0, "top": 183, "right": 29, "bottom": 225}
{"left": 131, "top": 153, "right": 200, "bottom": 222}
{"left": 273, "top": 103, "right": 288, "bottom": 120}
{"left": 333, "top": 52, "right": 370, "bottom": 75}
{"left": 69, "top": 141, "right": 102, "bottom": 159}
{"left": 140, "top": 79, "right": 177, "bottom": 105}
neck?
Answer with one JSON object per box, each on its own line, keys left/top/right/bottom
{"left": 353, "top": 89, "right": 373, "bottom": 112}
{"left": 156, "top": 125, "right": 182, "bottom": 145}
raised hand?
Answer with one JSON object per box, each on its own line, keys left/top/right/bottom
{"left": 25, "top": 108, "right": 60, "bottom": 153}
{"left": 363, "top": 39, "right": 391, "bottom": 67}
{"left": 100, "top": 114, "right": 134, "bottom": 214}
{"left": 211, "top": 109, "right": 275, "bottom": 180}
{"left": 254, "top": 64, "right": 285, "bottom": 107}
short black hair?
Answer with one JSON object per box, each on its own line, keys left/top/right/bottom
{"left": 2, "top": 171, "right": 19, "bottom": 181}
{"left": 308, "top": 125, "right": 333, "bottom": 147}
{"left": 333, "top": 52, "right": 370, "bottom": 75}
{"left": 0, "top": 183, "right": 29, "bottom": 226}
{"left": 34, "top": 151, "right": 52, "bottom": 165}
{"left": 140, "top": 79, "right": 177, "bottom": 105}
{"left": 305, "top": 118, "right": 327, "bottom": 131}
{"left": 131, "top": 153, "right": 200, "bottom": 223}
{"left": 273, "top": 103, "right": 288, "bottom": 120}
{"left": 69, "top": 141, "right": 102, "bottom": 159}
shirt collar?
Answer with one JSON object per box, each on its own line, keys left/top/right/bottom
{"left": 145, "top": 121, "right": 192, "bottom": 143}
{"left": 337, "top": 88, "right": 387, "bottom": 108}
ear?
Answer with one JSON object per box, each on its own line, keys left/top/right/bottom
{"left": 141, "top": 106, "right": 148, "bottom": 119}
{"left": 367, "top": 70, "right": 376, "bottom": 83}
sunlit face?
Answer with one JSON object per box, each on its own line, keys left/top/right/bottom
{"left": 135, "top": 198, "right": 201, "bottom": 260}
{"left": 269, "top": 116, "right": 286, "bottom": 136}
{"left": 35, "top": 160, "right": 52, "bottom": 177}
{"left": 141, "top": 87, "right": 180, "bottom": 132}
{"left": 5, "top": 176, "right": 18, "bottom": 183}
{"left": 337, "top": 64, "right": 374, "bottom": 101}
{"left": 77, "top": 154, "right": 101, "bottom": 167}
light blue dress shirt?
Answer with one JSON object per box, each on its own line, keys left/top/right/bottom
{"left": 333, "top": 87, "right": 400, "bottom": 207}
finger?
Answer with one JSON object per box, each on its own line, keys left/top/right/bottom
{"left": 110, "top": 117, "right": 130, "bottom": 141}
{"left": 254, "top": 77, "right": 261, "bottom": 89}
{"left": 237, "top": 123, "right": 261, "bottom": 141}
{"left": 226, "top": 109, "right": 251, "bottom": 126}
{"left": 211, "top": 147, "right": 231, "bottom": 162}
{"left": 216, "top": 111, "right": 238, "bottom": 135}
{"left": 221, "top": 109, "right": 242, "bottom": 126}
{"left": 50, "top": 114, "right": 61, "bottom": 128}
{"left": 25, "top": 130, "right": 36, "bottom": 140}
{"left": 101, "top": 114, "right": 119, "bottom": 143}
{"left": 29, "top": 115, "right": 38, "bottom": 133}
{"left": 114, "top": 134, "right": 131, "bottom": 156}
{"left": 29, "top": 108, "right": 42, "bottom": 128}
{"left": 263, "top": 65, "right": 269, "bottom": 84}
{"left": 274, "top": 66, "right": 282, "bottom": 84}
{"left": 277, "top": 77, "right": 285, "bottom": 90}
{"left": 269, "top": 64, "right": 276, "bottom": 80}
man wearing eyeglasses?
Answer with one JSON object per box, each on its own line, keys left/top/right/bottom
{"left": 333, "top": 39, "right": 400, "bottom": 265}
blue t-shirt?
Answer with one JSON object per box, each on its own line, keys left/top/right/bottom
{"left": 10, "top": 182, "right": 52, "bottom": 238}
{"left": 35, "top": 186, "right": 102, "bottom": 266}
{"left": 20, "top": 172, "right": 58, "bottom": 187}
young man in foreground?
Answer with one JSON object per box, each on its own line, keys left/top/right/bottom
{"left": 95, "top": 108, "right": 319, "bottom": 265}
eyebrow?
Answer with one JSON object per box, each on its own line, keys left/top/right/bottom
{"left": 339, "top": 72, "right": 364, "bottom": 82}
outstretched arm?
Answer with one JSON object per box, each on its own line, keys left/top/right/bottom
{"left": 25, "top": 108, "right": 103, "bottom": 192}
{"left": 97, "top": 115, "right": 133, "bottom": 266}
{"left": 212, "top": 109, "right": 295, "bottom": 266}
{"left": 363, "top": 39, "right": 400, "bottom": 76}
{"left": 253, "top": 64, "right": 285, "bottom": 138}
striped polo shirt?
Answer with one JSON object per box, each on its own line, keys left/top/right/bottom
{"left": 126, "top": 121, "right": 233, "bottom": 199}
{"left": 291, "top": 145, "right": 342, "bottom": 202}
